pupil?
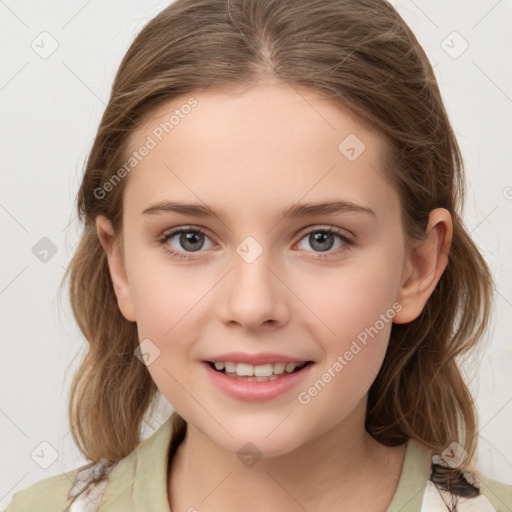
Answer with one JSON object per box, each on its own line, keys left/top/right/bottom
{"left": 181, "top": 231, "right": 203, "bottom": 251}
{"left": 310, "top": 232, "right": 334, "bottom": 252}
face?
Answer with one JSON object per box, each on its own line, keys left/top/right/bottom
{"left": 97, "top": 82, "right": 428, "bottom": 458}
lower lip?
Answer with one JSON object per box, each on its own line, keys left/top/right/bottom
{"left": 202, "top": 361, "right": 315, "bottom": 401}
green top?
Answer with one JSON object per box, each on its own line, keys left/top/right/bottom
{"left": 4, "top": 415, "right": 511, "bottom": 511}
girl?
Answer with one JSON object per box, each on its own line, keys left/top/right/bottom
{"left": 5, "top": 0, "right": 511, "bottom": 511}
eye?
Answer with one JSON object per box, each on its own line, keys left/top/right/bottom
{"left": 159, "top": 225, "right": 353, "bottom": 262}
{"left": 159, "top": 226, "right": 215, "bottom": 260}
{"left": 296, "top": 227, "right": 353, "bottom": 257}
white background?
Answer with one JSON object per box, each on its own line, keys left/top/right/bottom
{"left": 1, "top": 0, "right": 511, "bottom": 507}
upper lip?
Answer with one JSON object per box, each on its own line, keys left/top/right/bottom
{"left": 204, "top": 352, "right": 313, "bottom": 366}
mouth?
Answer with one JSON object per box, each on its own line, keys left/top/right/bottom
{"left": 205, "top": 360, "right": 314, "bottom": 381}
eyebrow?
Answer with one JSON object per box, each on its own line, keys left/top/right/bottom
{"left": 142, "top": 199, "right": 376, "bottom": 220}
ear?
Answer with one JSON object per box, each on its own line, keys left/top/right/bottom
{"left": 393, "top": 208, "right": 453, "bottom": 324}
{"left": 96, "top": 215, "right": 137, "bottom": 322}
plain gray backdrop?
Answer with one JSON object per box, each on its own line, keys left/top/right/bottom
{"left": 1, "top": 0, "right": 511, "bottom": 507}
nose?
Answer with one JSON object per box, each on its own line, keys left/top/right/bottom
{"left": 218, "top": 246, "right": 289, "bottom": 331}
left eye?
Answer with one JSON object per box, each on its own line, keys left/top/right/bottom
{"left": 296, "top": 228, "right": 351, "bottom": 254}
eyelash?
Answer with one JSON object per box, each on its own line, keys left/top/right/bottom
{"left": 158, "top": 225, "right": 354, "bottom": 261}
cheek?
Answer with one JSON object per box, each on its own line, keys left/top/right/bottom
{"left": 295, "top": 267, "right": 398, "bottom": 417}
{"left": 128, "top": 264, "right": 212, "bottom": 411}
{"left": 298, "top": 257, "right": 401, "bottom": 348}
{"left": 293, "top": 251, "right": 402, "bottom": 408}
{"left": 125, "top": 247, "right": 211, "bottom": 366}
{"left": 126, "top": 240, "right": 211, "bottom": 336}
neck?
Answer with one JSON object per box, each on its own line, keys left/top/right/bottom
{"left": 168, "top": 400, "right": 406, "bottom": 512}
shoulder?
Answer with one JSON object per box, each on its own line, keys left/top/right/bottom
{"left": 477, "top": 473, "right": 512, "bottom": 511}
{"left": 3, "top": 458, "right": 121, "bottom": 512}
{"left": 3, "top": 416, "right": 177, "bottom": 512}
{"left": 3, "top": 465, "right": 85, "bottom": 512}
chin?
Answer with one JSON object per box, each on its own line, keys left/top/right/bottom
{"left": 207, "top": 423, "right": 310, "bottom": 461}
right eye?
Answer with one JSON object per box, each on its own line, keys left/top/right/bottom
{"left": 159, "top": 226, "right": 216, "bottom": 260}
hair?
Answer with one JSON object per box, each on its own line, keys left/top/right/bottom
{"left": 60, "top": 0, "right": 494, "bottom": 499}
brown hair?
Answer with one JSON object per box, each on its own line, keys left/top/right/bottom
{"left": 60, "top": 0, "right": 493, "bottom": 497}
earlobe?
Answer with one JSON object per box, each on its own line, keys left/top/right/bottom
{"left": 393, "top": 208, "right": 453, "bottom": 324}
{"left": 96, "top": 215, "right": 137, "bottom": 322}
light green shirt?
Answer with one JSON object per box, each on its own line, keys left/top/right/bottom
{"left": 4, "top": 416, "right": 511, "bottom": 511}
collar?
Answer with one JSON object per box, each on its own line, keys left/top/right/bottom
{"left": 94, "top": 416, "right": 432, "bottom": 511}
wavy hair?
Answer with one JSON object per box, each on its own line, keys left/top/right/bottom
{"left": 60, "top": 0, "right": 493, "bottom": 497}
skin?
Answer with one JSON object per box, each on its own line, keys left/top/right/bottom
{"left": 96, "top": 81, "right": 453, "bottom": 512}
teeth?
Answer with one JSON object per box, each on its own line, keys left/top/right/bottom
{"left": 271, "top": 362, "right": 285, "bottom": 375}
{"left": 211, "top": 361, "right": 306, "bottom": 377}
{"left": 285, "top": 362, "right": 298, "bottom": 373}
{"left": 225, "top": 362, "right": 236, "bottom": 373}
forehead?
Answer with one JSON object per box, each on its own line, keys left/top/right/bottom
{"left": 121, "top": 82, "right": 398, "bottom": 222}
